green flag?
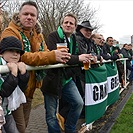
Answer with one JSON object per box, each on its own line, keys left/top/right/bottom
{"left": 85, "top": 64, "right": 108, "bottom": 124}
{"left": 105, "top": 62, "right": 120, "bottom": 105}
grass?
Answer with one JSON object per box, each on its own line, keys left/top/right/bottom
{"left": 32, "top": 88, "right": 44, "bottom": 108}
{"left": 110, "top": 93, "right": 133, "bottom": 133}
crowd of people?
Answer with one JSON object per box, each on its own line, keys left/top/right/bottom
{"left": 0, "top": 1, "right": 132, "bottom": 133}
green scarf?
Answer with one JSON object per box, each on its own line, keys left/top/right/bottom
{"left": 57, "top": 26, "right": 78, "bottom": 54}
{"left": 57, "top": 26, "right": 79, "bottom": 85}
{"left": 96, "top": 45, "right": 100, "bottom": 55}
{"left": 0, "top": 57, "right": 11, "bottom": 115}
{"left": 20, "top": 31, "right": 46, "bottom": 81}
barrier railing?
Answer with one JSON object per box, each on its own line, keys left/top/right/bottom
{"left": 0, "top": 58, "right": 130, "bottom": 132}
{"left": 0, "top": 58, "right": 128, "bottom": 87}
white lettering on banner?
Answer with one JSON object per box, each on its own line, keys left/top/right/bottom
{"left": 85, "top": 81, "right": 108, "bottom": 105}
{"left": 107, "top": 73, "right": 119, "bottom": 93}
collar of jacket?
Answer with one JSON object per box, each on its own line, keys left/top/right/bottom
{"left": 57, "top": 26, "right": 64, "bottom": 40}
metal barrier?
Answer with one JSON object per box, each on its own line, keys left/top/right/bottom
{"left": 0, "top": 58, "right": 129, "bottom": 87}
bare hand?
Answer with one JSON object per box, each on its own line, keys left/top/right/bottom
{"left": 115, "top": 49, "right": 118, "bottom": 53}
{"left": 17, "top": 62, "right": 26, "bottom": 74}
{"left": 7, "top": 63, "right": 18, "bottom": 77}
{"left": 100, "top": 56, "right": 103, "bottom": 65}
{"left": 79, "top": 54, "right": 92, "bottom": 63}
{"left": 54, "top": 49, "right": 71, "bottom": 63}
{"left": 117, "top": 54, "right": 122, "bottom": 59}
{"left": 91, "top": 56, "right": 97, "bottom": 63}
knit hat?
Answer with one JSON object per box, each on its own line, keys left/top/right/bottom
{"left": 0, "top": 36, "right": 24, "bottom": 55}
{"left": 76, "top": 20, "right": 94, "bottom": 32}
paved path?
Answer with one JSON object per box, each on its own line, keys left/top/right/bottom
{"left": 25, "top": 104, "right": 48, "bottom": 133}
{"left": 25, "top": 104, "right": 85, "bottom": 133}
{"left": 25, "top": 83, "right": 132, "bottom": 133}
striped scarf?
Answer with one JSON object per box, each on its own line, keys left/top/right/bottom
{"left": 20, "top": 31, "right": 46, "bottom": 81}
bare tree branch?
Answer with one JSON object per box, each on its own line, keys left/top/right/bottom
{"left": 1, "top": 0, "right": 102, "bottom": 40}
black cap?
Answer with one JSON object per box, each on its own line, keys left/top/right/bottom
{"left": 0, "top": 36, "right": 24, "bottom": 55}
{"left": 76, "top": 20, "right": 94, "bottom": 32}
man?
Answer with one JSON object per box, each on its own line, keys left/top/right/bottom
{"left": 99, "top": 34, "right": 105, "bottom": 46}
{"left": 91, "top": 33, "right": 103, "bottom": 55}
{"left": 103, "top": 37, "right": 124, "bottom": 87}
{"left": 74, "top": 21, "right": 99, "bottom": 118}
{"left": 41, "top": 14, "right": 92, "bottom": 133}
{"left": 128, "top": 44, "right": 133, "bottom": 57}
{"left": 121, "top": 44, "right": 132, "bottom": 81}
{"left": 76, "top": 20, "right": 94, "bottom": 54}
{"left": 128, "top": 44, "right": 133, "bottom": 81}
{"left": 1, "top": 1, "right": 70, "bottom": 133}
{"left": 102, "top": 37, "right": 122, "bottom": 60}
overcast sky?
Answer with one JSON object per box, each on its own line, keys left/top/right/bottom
{"left": 84, "top": 0, "right": 133, "bottom": 44}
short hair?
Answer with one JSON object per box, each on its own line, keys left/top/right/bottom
{"left": 106, "top": 37, "right": 113, "bottom": 42}
{"left": 123, "top": 43, "right": 128, "bottom": 48}
{"left": 128, "top": 44, "right": 132, "bottom": 46}
{"left": 19, "top": 1, "right": 39, "bottom": 18}
{"left": 61, "top": 13, "right": 77, "bottom": 26}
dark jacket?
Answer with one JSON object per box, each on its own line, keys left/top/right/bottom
{"left": 0, "top": 70, "right": 29, "bottom": 98}
{"left": 76, "top": 32, "right": 102, "bottom": 61}
{"left": 129, "top": 49, "right": 133, "bottom": 57}
{"left": 76, "top": 32, "right": 93, "bottom": 54}
{"left": 75, "top": 31, "right": 102, "bottom": 83}
{"left": 102, "top": 43, "right": 121, "bottom": 60}
{"left": 41, "top": 30, "right": 81, "bottom": 98}
{"left": 121, "top": 47, "right": 132, "bottom": 70}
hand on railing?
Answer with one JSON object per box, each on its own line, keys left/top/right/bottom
{"left": 117, "top": 53, "right": 123, "bottom": 59}
{"left": 0, "top": 58, "right": 129, "bottom": 74}
{"left": 54, "top": 49, "right": 71, "bottom": 64}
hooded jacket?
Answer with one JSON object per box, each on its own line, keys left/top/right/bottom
{"left": 1, "top": 13, "right": 57, "bottom": 98}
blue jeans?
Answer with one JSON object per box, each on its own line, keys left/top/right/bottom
{"left": 44, "top": 80, "right": 84, "bottom": 133}
{"left": 44, "top": 94, "right": 61, "bottom": 133}
{"left": 2, "top": 114, "right": 19, "bottom": 133}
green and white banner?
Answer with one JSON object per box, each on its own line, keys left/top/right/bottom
{"left": 105, "top": 62, "right": 120, "bottom": 105}
{"left": 85, "top": 64, "right": 108, "bottom": 124}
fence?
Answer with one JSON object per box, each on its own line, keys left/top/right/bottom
{"left": 0, "top": 58, "right": 130, "bottom": 132}
{"left": 1, "top": 58, "right": 128, "bottom": 85}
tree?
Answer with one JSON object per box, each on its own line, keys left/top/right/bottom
{"left": 0, "top": 0, "right": 8, "bottom": 37}
{"left": 35, "top": 0, "right": 101, "bottom": 40}
{"left": 0, "top": 0, "right": 22, "bottom": 36}
{"left": 1, "top": 0, "right": 101, "bottom": 40}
